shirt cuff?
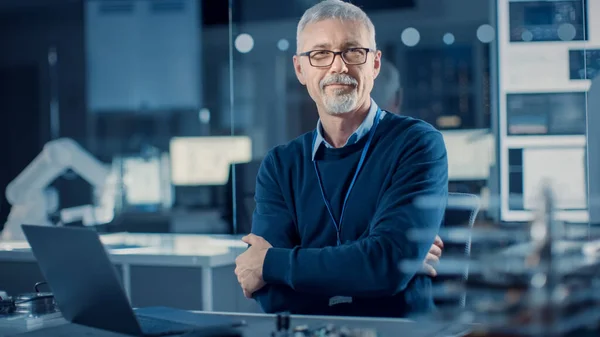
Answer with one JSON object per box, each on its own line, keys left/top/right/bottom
{"left": 262, "top": 247, "right": 292, "bottom": 287}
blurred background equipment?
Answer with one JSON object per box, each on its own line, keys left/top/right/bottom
{"left": 2, "top": 138, "right": 113, "bottom": 240}
{"left": 433, "top": 192, "right": 481, "bottom": 308}
{"left": 494, "top": 0, "right": 595, "bottom": 225}
{"left": 169, "top": 136, "right": 252, "bottom": 186}
{"left": 407, "top": 183, "right": 600, "bottom": 337}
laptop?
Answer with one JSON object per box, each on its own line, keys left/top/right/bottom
{"left": 21, "top": 225, "right": 244, "bottom": 337}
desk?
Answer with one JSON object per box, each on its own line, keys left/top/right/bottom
{"left": 0, "top": 233, "right": 257, "bottom": 313}
{"left": 0, "top": 310, "right": 472, "bottom": 337}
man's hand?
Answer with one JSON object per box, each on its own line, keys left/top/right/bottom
{"left": 235, "top": 234, "right": 272, "bottom": 298}
{"left": 422, "top": 235, "right": 443, "bottom": 277}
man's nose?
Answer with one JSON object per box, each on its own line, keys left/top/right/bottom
{"left": 329, "top": 53, "right": 348, "bottom": 73}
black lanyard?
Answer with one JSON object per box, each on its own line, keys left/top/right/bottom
{"left": 312, "top": 108, "right": 382, "bottom": 246}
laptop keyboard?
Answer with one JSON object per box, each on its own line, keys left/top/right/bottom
{"left": 136, "top": 315, "right": 196, "bottom": 337}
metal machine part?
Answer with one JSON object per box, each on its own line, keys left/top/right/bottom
{"left": 403, "top": 184, "right": 600, "bottom": 336}
{"left": 0, "top": 298, "right": 15, "bottom": 315}
{"left": 1, "top": 283, "right": 57, "bottom": 317}
{"left": 452, "top": 185, "right": 600, "bottom": 336}
{"left": 14, "top": 293, "right": 57, "bottom": 316}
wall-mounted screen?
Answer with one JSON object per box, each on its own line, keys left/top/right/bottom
{"left": 440, "top": 129, "right": 494, "bottom": 181}
{"left": 569, "top": 49, "right": 600, "bottom": 80}
{"left": 506, "top": 92, "right": 587, "bottom": 135}
{"left": 522, "top": 147, "right": 587, "bottom": 210}
{"left": 509, "top": 0, "right": 588, "bottom": 42}
{"left": 170, "top": 136, "right": 252, "bottom": 186}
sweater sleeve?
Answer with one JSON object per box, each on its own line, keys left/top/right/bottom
{"left": 250, "top": 152, "right": 325, "bottom": 313}
{"left": 262, "top": 130, "right": 448, "bottom": 298}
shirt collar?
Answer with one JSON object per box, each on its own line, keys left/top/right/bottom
{"left": 312, "top": 98, "right": 382, "bottom": 160}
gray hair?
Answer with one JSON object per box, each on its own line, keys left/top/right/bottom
{"left": 296, "top": 0, "right": 377, "bottom": 53}
{"left": 371, "top": 57, "right": 401, "bottom": 108}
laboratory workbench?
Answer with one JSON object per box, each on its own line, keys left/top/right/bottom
{"left": 0, "top": 309, "right": 472, "bottom": 337}
{"left": 0, "top": 233, "right": 259, "bottom": 313}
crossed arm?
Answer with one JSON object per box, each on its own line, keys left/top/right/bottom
{"left": 234, "top": 131, "right": 448, "bottom": 312}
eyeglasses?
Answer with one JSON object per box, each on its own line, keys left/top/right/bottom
{"left": 298, "top": 47, "right": 373, "bottom": 67}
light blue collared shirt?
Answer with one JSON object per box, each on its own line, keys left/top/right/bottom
{"left": 312, "top": 99, "right": 387, "bottom": 160}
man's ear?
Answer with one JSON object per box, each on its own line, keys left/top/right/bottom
{"left": 293, "top": 55, "right": 307, "bottom": 85}
{"left": 373, "top": 50, "right": 382, "bottom": 79}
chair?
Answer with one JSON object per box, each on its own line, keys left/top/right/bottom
{"left": 222, "top": 160, "right": 263, "bottom": 234}
{"left": 433, "top": 192, "right": 480, "bottom": 308}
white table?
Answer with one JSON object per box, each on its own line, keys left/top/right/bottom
{"left": 0, "top": 233, "right": 251, "bottom": 312}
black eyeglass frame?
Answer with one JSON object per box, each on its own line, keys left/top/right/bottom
{"left": 298, "top": 47, "right": 375, "bottom": 67}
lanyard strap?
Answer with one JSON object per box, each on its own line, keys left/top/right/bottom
{"left": 312, "top": 108, "right": 382, "bottom": 245}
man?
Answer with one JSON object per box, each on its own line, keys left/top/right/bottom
{"left": 371, "top": 57, "right": 402, "bottom": 114}
{"left": 234, "top": 0, "right": 447, "bottom": 317}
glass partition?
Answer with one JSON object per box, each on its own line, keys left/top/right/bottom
{"left": 225, "top": 0, "right": 598, "bottom": 318}
{"left": 227, "top": 0, "right": 496, "bottom": 235}
{"left": 226, "top": 0, "right": 598, "bottom": 230}
{"left": 0, "top": 0, "right": 597, "bottom": 326}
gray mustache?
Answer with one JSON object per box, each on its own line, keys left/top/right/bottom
{"left": 320, "top": 74, "right": 358, "bottom": 89}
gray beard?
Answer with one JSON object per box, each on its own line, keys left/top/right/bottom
{"left": 322, "top": 89, "right": 358, "bottom": 115}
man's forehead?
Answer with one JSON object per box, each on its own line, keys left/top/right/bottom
{"left": 308, "top": 39, "right": 363, "bottom": 50}
{"left": 299, "top": 19, "right": 369, "bottom": 50}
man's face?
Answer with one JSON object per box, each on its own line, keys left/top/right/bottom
{"left": 293, "top": 19, "right": 381, "bottom": 115}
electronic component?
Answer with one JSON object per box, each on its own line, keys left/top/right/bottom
{"left": 0, "top": 282, "right": 57, "bottom": 317}
{"left": 271, "top": 313, "right": 377, "bottom": 337}
{"left": 430, "top": 185, "right": 600, "bottom": 337}
{"left": 13, "top": 293, "right": 57, "bottom": 316}
{"left": 0, "top": 298, "right": 15, "bottom": 315}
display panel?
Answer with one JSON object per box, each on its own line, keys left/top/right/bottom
{"left": 122, "top": 157, "right": 162, "bottom": 205}
{"left": 441, "top": 130, "right": 494, "bottom": 181}
{"left": 506, "top": 92, "right": 587, "bottom": 135}
{"left": 569, "top": 49, "right": 600, "bottom": 80}
{"left": 522, "top": 147, "right": 587, "bottom": 210}
{"left": 169, "top": 136, "right": 252, "bottom": 186}
{"left": 509, "top": 0, "right": 588, "bottom": 42}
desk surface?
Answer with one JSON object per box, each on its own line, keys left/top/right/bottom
{"left": 0, "top": 233, "right": 246, "bottom": 267}
{"left": 1, "top": 310, "right": 471, "bottom": 337}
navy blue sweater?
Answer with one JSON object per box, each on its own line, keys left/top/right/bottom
{"left": 251, "top": 113, "right": 448, "bottom": 317}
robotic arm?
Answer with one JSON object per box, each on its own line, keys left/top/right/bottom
{"left": 2, "top": 138, "right": 114, "bottom": 241}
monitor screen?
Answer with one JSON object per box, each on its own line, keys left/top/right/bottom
{"left": 569, "top": 49, "right": 600, "bottom": 80}
{"left": 122, "top": 156, "right": 163, "bottom": 205}
{"left": 169, "top": 136, "right": 252, "bottom": 186}
{"left": 522, "top": 147, "right": 587, "bottom": 210}
{"left": 441, "top": 129, "right": 494, "bottom": 181}
{"left": 509, "top": 0, "right": 588, "bottom": 42}
{"left": 507, "top": 92, "right": 587, "bottom": 135}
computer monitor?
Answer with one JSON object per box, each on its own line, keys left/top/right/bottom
{"left": 440, "top": 129, "right": 494, "bottom": 181}
{"left": 522, "top": 147, "right": 587, "bottom": 211}
{"left": 169, "top": 136, "right": 252, "bottom": 186}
